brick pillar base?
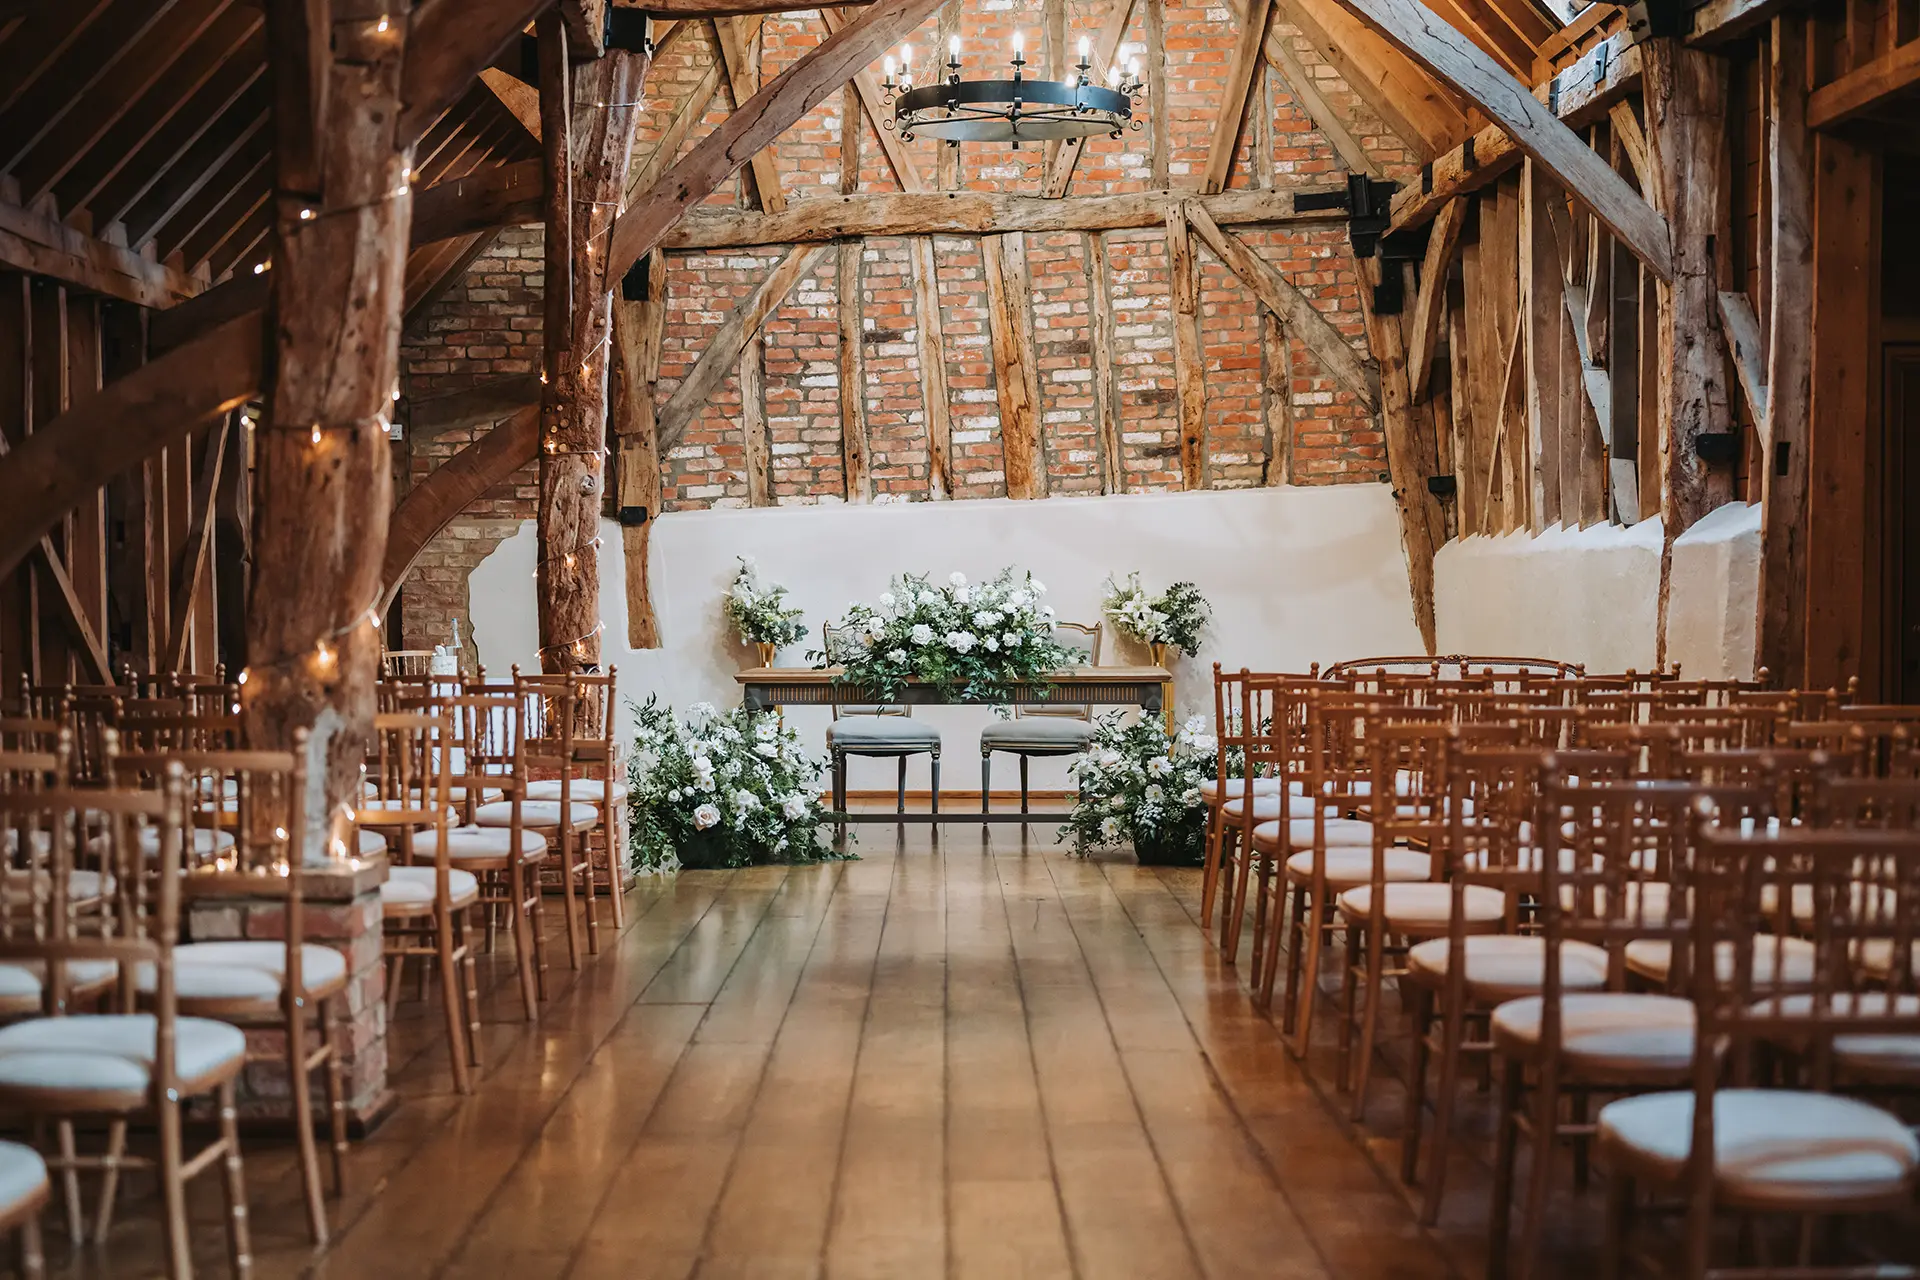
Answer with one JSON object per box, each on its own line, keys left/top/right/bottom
{"left": 185, "top": 855, "right": 393, "bottom": 1134}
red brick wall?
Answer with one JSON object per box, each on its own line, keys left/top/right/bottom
{"left": 396, "top": 3, "right": 1417, "bottom": 646}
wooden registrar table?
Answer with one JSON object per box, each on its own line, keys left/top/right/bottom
{"left": 734, "top": 666, "right": 1173, "bottom": 825}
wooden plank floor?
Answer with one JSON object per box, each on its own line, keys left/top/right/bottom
{"left": 37, "top": 824, "right": 1456, "bottom": 1280}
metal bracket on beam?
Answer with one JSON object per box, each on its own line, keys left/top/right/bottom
{"left": 1298, "top": 174, "right": 1403, "bottom": 259}
{"left": 618, "top": 505, "right": 651, "bottom": 526}
{"left": 607, "top": 8, "right": 651, "bottom": 53}
{"left": 1695, "top": 432, "right": 1741, "bottom": 465}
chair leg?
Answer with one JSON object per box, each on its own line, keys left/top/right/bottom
{"left": 1419, "top": 989, "right": 1466, "bottom": 1226}
{"left": 1290, "top": 890, "right": 1328, "bottom": 1057}
{"left": 18, "top": 1211, "right": 42, "bottom": 1280}
{"left": 557, "top": 825, "right": 582, "bottom": 970}
{"left": 528, "top": 863, "right": 550, "bottom": 1002}
{"left": 54, "top": 1122, "right": 79, "bottom": 1245}
{"left": 1279, "top": 881, "right": 1307, "bottom": 1032}
{"left": 323, "top": 996, "right": 349, "bottom": 1194}
{"left": 1337, "top": 919, "right": 1361, "bottom": 1090}
{"left": 1514, "top": 1069, "right": 1558, "bottom": 1280}
{"left": 287, "top": 993, "right": 328, "bottom": 1245}
{"left": 1198, "top": 806, "right": 1225, "bottom": 933}
{"left": 833, "top": 751, "right": 847, "bottom": 843}
{"left": 981, "top": 755, "right": 991, "bottom": 821}
{"left": 1223, "top": 832, "right": 1255, "bottom": 963}
{"left": 1248, "top": 854, "right": 1272, "bottom": 983}
{"left": 1599, "top": 1173, "right": 1632, "bottom": 1280}
{"left": 386, "top": 953, "right": 407, "bottom": 1019}
{"left": 1400, "top": 986, "right": 1433, "bottom": 1185}
{"left": 438, "top": 909, "right": 473, "bottom": 1095}
{"left": 599, "top": 812, "right": 627, "bottom": 929}
{"left": 92, "top": 1119, "right": 126, "bottom": 1244}
{"left": 218, "top": 1079, "right": 255, "bottom": 1279}
{"left": 460, "top": 909, "right": 483, "bottom": 1068}
{"left": 156, "top": 1098, "right": 192, "bottom": 1280}
{"left": 1018, "top": 756, "right": 1030, "bottom": 814}
{"left": 577, "top": 821, "right": 601, "bottom": 957}
{"left": 1488, "top": 1056, "right": 1524, "bottom": 1280}
{"left": 897, "top": 756, "right": 907, "bottom": 813}
{"left": 930, "top": 754, "right": 939, "bottom": 815}
{"left": 1348, "top": 922, "right": 1388, "bottom": 1121}
{"left": 508, "top": 860, "right": 539, "bottom": 1020}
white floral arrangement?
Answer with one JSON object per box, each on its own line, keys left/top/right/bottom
{"left": 1101, "top": 573, "right": 1212, "bottom": 655}
{"left": 625, "top": 697, "right": 837, "bottom": 872}
{"left": 1062, "top": 713, "right": 1228, "bottom": 865}
{"left": 722, "top": 556, "right": 808, "bottom": 650}
{"left": 819, "top": 568, "right": 1075, "bottom": 703}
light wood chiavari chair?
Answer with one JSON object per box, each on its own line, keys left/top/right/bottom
{"left": 500, "top": 676, "right": 599, "bottom": 965}
{"left": 514, "top": 667, "right": 626, "bottom": 931}
{"left": 0, "top": 770, "right": 254, "bottom": 1278}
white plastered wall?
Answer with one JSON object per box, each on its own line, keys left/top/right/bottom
{"left": 465, "top": 485, "right": 1424, "bottom": 798}
{"left": 1432, "top": 502, "right": 1761, "bottom": 680}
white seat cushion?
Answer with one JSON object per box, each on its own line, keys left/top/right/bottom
{"left": 524, "top": 779, "right": 630, "bottom": 805}
{"left": 136, "top": 827, "right": 235, "bottom": 858}
{"left": 432, "top": 824, "right": 547, "bottom": 862}
{"left": 356, "top": 828, "right": 388, "bottom": 856}
{"left": 0, "top": 959, "right": 119, "bottom": 1012}
{"left": 444, "top": 785, "right": 506, "bottom": 805}
{"left": 1855, "top": 938, "right": 1920, "bottom": 981}
{"left": 0, "top": 1014, "right": 246, "bottom": 1097}
{"left": 1405, "top": 935, "right": 1609, "bottom": 1002}
{"left": 982, "top": 717, "right": 1095, "bottom": 751}
{"left": 1224, "top": 794, "right": 1355, "bottom": 821}
{"left": 2, "top": 868, "right": 114, "bottom": 902}
{"left": 827, "top": 717, "right": 942, "bottom": 751}
{"left": 1199, "top": 777, "right": 1282, "bottom": 803}
{"left": 1249, "top": 817, "right": 1375, "bottom": 852}
{"left": 1492, "top": 993, "right": 1696, "bottom": 1075}
{"left": 146, "top": 941, "right": 349, "bottom": 1006}
{"left": 1624, "top": 937, "right": 1817, "bottom": 988}
{"left": 1284, "top": 847, "right": 1431, "bottom": 886}
{"left": 1337, "top": 882, "right": 1506, "bottom": 931}
{"left": 380, "top": 866, "right": 480, "bottom": 913}
{"left": 474, "top": 800, "right": 597, "bottom": 832}
{"left": 1758, "top": 881, "right": 1898, "bottom": 926}
{"left": 1555, "top": 880, "right": 1677, "bottom": 927}
{"left": 1598, "top": 1089, "right": 1920, "bottom": 1206}
{"left": 0, "top": 1141, "right": 46, "bottom": 1218}
{"left": 1753, "top": 992, "right": 1920, "bottom": 1076}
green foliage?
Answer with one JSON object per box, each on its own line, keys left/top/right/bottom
{"left": 1060, "top": 712, "right": 1226, "bottom": 865}
{"left": 722, "top": 556, "right": 808, "bottom": 649}
{"left": 1101, "top": 573, "right": 1213, "bottom": 656}
{"left": 819, "top": 568, "right": 1075, "bottom": 703}
{"left": 625, "top": 697, "right": 844, "bottom": 872}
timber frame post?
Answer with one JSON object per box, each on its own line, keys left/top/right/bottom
{"left": 536, "top": 18, "right": 649, "bottom": 674}
{"left": 245, "top": 0, "right": 417, "bottom": 858}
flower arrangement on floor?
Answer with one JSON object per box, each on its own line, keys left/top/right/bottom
{"left": 1062, "top": 712, "right": 1226, "bottom": 866}
{"left": 820, "top": 568, "right": 1074, "bottom": 703}
{"left": 625, "top": 697, "right": 836, "bottom": 873}
{"left": 723, "top": 556, "right": 808, "bottom": 663}
{"left": 1102, "top": 573, "right": 1212, "bottom": 657}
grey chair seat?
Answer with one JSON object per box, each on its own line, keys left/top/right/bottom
{"left": 980, "top": 717, "right": 1095, "bottom": 753}
{"left": 827, "top": 717, "right": 942, "bottom": 753}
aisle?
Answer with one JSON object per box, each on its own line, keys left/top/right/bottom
{"left": 46, "top": 823, "right": 1454, "bottom": 1279}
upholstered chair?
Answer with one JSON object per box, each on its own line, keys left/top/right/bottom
{"left": 978, "top": 621, "right": 1102, "bottom": 815}
{"left": 822, "top": 623, "right": 942, "bottom": 824}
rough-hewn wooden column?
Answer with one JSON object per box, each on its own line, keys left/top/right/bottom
{"left": 246, "top": 0, "right": 413, "bottom": 845}
{"left": 537, "top": 19, "right": 649, "bottom": 674}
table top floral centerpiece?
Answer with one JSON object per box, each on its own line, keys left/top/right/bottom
{"left": 820, "top": 568, "right": 1075, "bottom": 703}
{"left": 1062, "top": 712, "right": 1227, "bottom": 866}
{"left": 723, "top": 556, "right": 808, "bottom": 666}
{"left": 626, "top": 697, "right": 839, "bottom": 872}
{"left": 1101, "top": 573, "right": 1212, "bottom": 661}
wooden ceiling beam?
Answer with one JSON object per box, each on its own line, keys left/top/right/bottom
{"left": 1277, "top": 0, "right": 1469, "bottom": 160}
{"left": 0, "top": 0, "right": 185, "bottom": 175}
{"left": 1335, "top": 0, "right": 1670, "bottom": 279}
{"left": 480, "top": 66, "right": 543, "bottom": 141}
{"left": 1686, "top": 0, "right": 1792, "bottom": 46}
{"left": 1041, "top": 0, "right": 1137, "bottom": 195}
{"left": 1204, "top": 0, "right": 1276, "bottom": 193}
{"left": 413, "top": 158, "right": 544, "bottom": 243}
{"left": 0, "top": 0, "right": 115, "bottom": 117}
{"left": 121, "top": 92, "right": 269, "bottom": 248}
{"left": 1387, "top": 28, "right": 1639, "bottom": 232}
{"left": 399, "top": 0, "right": 553, "bottom": 148}
{"left": 713, "top": 15, "right": 787, "bottom": 211}
{"left": 1406, "top": 194, "right": 1465, "bottom": 400}
{"left": 666, "top": 183, "right": 1343, "bottom": 247}
{"left": 818, "top": 7, "right": 924, "bottom": 191}
{"left": 0, "top": 194, "right": 202, "bottom": 307}
{"left": 605, "top": 0, "right": 948, "bottom": 284}
{"left": 1808, "top": 38, "right": 1920, "bottom": 128}
{"left": 0, "top": 309, "right": 261, "bottom": 580}
{"left": 379, "top": 404, "right": 541, "bottom": 612}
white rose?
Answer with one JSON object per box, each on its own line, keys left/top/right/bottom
{"left": 984, "top": 636, "right": 999, "bottom": 652}
{"left": 755, "top": 742, "right": 779, "bottom": 758}
{"left": 668, "top": 788, "right": 682, "bottom": 802}
{"left": 1109, "top": 796, "right": 1129, "bottom": 812}
{"left": 887, "top": 648, "right": 907, "bottom": 663}
{"left": 879, "top": 591, "right": 897, "bottom": 608}
{"left": 693, "top": 803, "right": 721, "bottom": 830}
{"left": 1181, "top": 788, "right": 1201, "bottom": 805}
{"left": 910, "top": 624, "right": 934, "bottom": 646}
{"left": 733, "top": 790, "right": 761, "bottom": 812}
{"left": 917, "top": 589, "right": 938, "bottom": 605}
{"left": 949, "top": 571, "right": 967, "bottom": 586}
{"left": 947, "top": 631, "right": 976, "bottom": 653}
{"left": 781, "top": 794, "right": 810, "bottom": 820}
{"left": 691, "top": 755, "right": 713, "bottom": 774}
{"left": 1098, "top": 750, "right": 1122, "bottom": 768}
{"left": 1011, "top": 590, "right": 1031, "bottom": 607}
{"left": 972, "top": 610, "right": 995, "bottom": 629}
{"left": 1003, "top": 631, "right": 1020, "bottom": 647}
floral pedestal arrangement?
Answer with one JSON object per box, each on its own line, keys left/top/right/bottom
{"left": 626, "top": 698, "right": 840, "bottom": 872}
{"left": 822, "top": 569, "right": 1073, "bottom": 702}
{"left": 1063, "top": 713, "right": 1224, "bottom": 868}
{"left": 725, "top": 556, "right": 807, "bottom": 667}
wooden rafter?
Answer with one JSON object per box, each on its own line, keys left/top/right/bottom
{"left": 1339, "top": 0, "right": 1671, "bottom": 279}
{"left": 412, "top": 159, "right": 544, "bottom": 244}
{"left": 399, "top": 0, "right": 551, "bottom": 147}
{"left": 1406, "top": 195, "right": 1466, "bottom": 401}
{"left": 818, "top": 6, "right": 923, "bottom": 192}
{"left": 1807, "top": 39, "right": 1920, "bottom": 129}
{"left": 1205, "top": 0, "right": 1277, "bottom": 193}
{"left": 1041, "top": 0, "right": 1138, "bottom": 196}
{"left": 605, "top": 0, "right": 948, "bottom": 286}
{"left": 163, "top": 418, "right": 229, "bottom": 671}
{"left": 1278, "top": 0, "right": 1468, "bottom": 159}
{"left": 982, "top": 232, "right": 1045, "bottom": 499}
{"left": 1254, "top": 4, "right": 1382, "bottom": 178}
{"left": 0, "top": 195, "right": 202, "bottom": 309}
{"left": 713, "top": 15, "right": 788, "bottom": 212}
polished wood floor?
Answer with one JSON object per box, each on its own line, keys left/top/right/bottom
{"left": 42, "top": 824, "right": 1501, "bottom": 1280}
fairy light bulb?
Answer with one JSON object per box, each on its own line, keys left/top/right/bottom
{"left": 375, "top": 14, "right": 389, "bottom": 32}
{"left": 901, "top": 43, "right": 912, "bottom": 71}
{"left": 1079, "top": 35, "right": 1091, "bottom": 58}
{"left": 310, "top": 423, "right": 322, "bottom": 445}
{"left": 1012, "top": 29, "right": 1023, "bottom": 54}
{"left": 950, "top": 35, "right": 961, "bottom": 57}
{"left": 884, "top": 55, "right": 895, "bottom": 78}
{"left": 1107, "top": 63, "right": 1122, "bottom": 84}
{"left": 565, "top": 553, "right": 576, "bottom": 570}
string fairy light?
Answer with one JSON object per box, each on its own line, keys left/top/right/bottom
{"left": 236, "top": 592, "right": 386, "bottom": 687}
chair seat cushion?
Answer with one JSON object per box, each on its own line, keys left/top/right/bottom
{"left": 356, "top": 828, "right": 387, "bottom": 856}
{"left": 1337, "top": 882, "right": 1506, "bottom": 932}
{"left": 982, "top": 718, "right": 1095, "bottom": 751}
{"left": 1754, "top": 993, "right": 1920, "bottom": 1076}
{"left": 1624, "top": 937, "right": 1817, "bottom": 988}
{"left": 1248, "top": 817, "right": 1374, "bottom": 853}
{"left": 1225, "top": 795, "right": 1354, "bottom": 821}
{"left": 474, "top": 800, "right": 597, "bottom": 832}
{"left": 1492, "top": 993, "right": 1696, "bottom": 1076}
{"left": 524, "top": 779, "right": 630, "bottom": 805}
{"left": 1555, "top": 880, "right": 1675, "bottom": 926}
{"left": 433, "top": 825, "right": 547, "bottom": 863}
{"left": 1598, "top": 1088, "right": 1920, "bottom": 1207}
{"left": 1405, "top": 935, "right": 1609, "bottom": 1002}
{"left": 827, "top": 717, "right": 942, "bottom": 751}
{"left": 2, "top": 868, "right": 114, "bottom": 903}
{"left": 0, "top": 1013, "right": 246, "bottom": 1100}
{"left": 357, "top": 800, "right": 458, "bottom": 827}
{"left": 1284, "top": 847, "right": 1431, "bottom": 887}
{"left": 1198, "top": 777, "right": 1282, "bottom": 803}
{"left": 1854, "top": 938, "right": 1920, "bottom": 982}
{"left": 444, "top": 785, "right": 506, "bottom": 805}
{"left": 135, "top": 827, "right": 235, "bottom": 858}
{"left": 381, "top": 866, "right": 480, "bottom": 913}
{"left": 0, "top": 1141, "right": 46, "bottom": 1218}
{"left": 146, "top": 942, "right": 349, "bottom": 1008}
{"left": 1758, "top": 881, "right": 1897, "bottom": 926}
{"left": 0, "top": 960, "right": 119, "bottom": 1015}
